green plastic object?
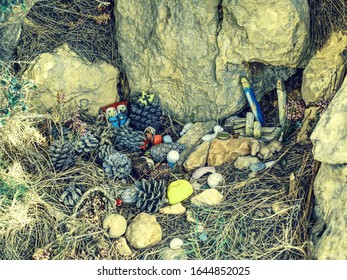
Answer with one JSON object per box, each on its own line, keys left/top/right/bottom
{"left": 167, "top": 179, "right": 193, "bottom": 205}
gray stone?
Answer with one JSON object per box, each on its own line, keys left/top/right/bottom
{"left": 125, "top": 213, "right": 162, "bottom": 249}
{"left": 23, "top": 44, "right": 120, "bottom": 116}
{"left": 114, "top": 0, "right": 305, "bottom": 122}
{"left": 191, "top": 189, "right": 223, "bottom": 206}
{"left": 159, "top": 247, "right": 188, "bottom": 260}
{"left": 302, "top": 31, "right": 347, "bottom": 104}
{"left": 312, "top": 163, "right": 347, "bottom": 259}
{"left": 234, "top": 156, "right": 260, "bottom": 170}
{"left": 178, "top": 121, "right": 215, "bottom": 164}
{"left": 183, "top": 141, "right": 210, "bottom": 172}
{"left": 115, "top": 237, "right": 133, "bottom": 257}
{"left": 311, "top": 76, "right": 347, "bottom": 164}
{"left": 159, "top": 203, "right": 186, "bottom": 215}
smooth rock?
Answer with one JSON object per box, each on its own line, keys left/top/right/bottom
{"left": 312, "top": 163, "right": 347, "bottom": 259}
{"left": 159, "top": 203, "right": 186, "bottom": 215}
{"left": 125, "top": 213, "right": 162, "bottom": 249}
{"left": 163, "top": 135, "right": 173, "bottom": 143}
{"left": 115, "top": 237, "right": 133, "bottom": 257}
{"left": 115, "top": 1, "right": 301, "bottom": 122}
{"left": 191, "top": 189, "right": 223, "bottom": 206}
{"left": 178, "top": 121, "right": 216, "bottom": 163}
{"left": 102, "top": 214, "right": 127, "bottom": 238}
{"left": 207, "top": 138, "right": 252, "bottom": 166}
{"left": 302, "top": 31, "right": 347, "bottom": 104}
{"left": 183, "top": 141, "right": 210, "bottom": 172}
{"left": 191, "top": 166, "right": 216, "bottom": 180}
{"left": 207, "top": 173, "right": 223, "bottom": 188}
{"left": 170, "top": 238, "right": 184, "bottom": 250}
{"left": 167, "top": 180, "right": 193, "bottom": 205}
{"left": 159, "top": 248, "right": 188, "bottom": 260}
{"left": 311, "top": 76, "right": 347, "bottom": 164}
{"left": 234, "top": 156, "right": 260, "bottom": 170}
{"left": 24, "top": 44, "right": 119, "bottom": 115}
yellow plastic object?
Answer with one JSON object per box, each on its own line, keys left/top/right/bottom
{"left": 167, "top": 180, "right": 193, "bottom": 205}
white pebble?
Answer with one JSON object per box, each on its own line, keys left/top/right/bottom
{"left": 170, "top": 238, "right": 184, "bottom": 250}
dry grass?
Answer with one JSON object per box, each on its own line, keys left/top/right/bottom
{"left": 0, "top": 107, "right": 316, "bottom": 260}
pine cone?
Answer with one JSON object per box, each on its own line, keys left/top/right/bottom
{"left": 103, "top": 152, "right": 132, "bottom": 180}
{"left": 60, "top": 185, "right": 83, "bottom": 207}
{"left": 76, "top": 131, "right": 99, "bottom": 155}
{"left": 129, "top": 101, "right": 163, "bottom": 133}
{"left": 97, "top": 144, "right": 116, "bottom": 165}
{"left": 147, "top": 163, "right": 171, "bottom": 181}
{"left": 51, "top": 126, "right": 72, "bottom": 141}
{"left": 150, "top": 143, "right": 186, "bottom": 162}
{"left": 48, "top": 140, "right": 77, "bottom": 172}
{"left": 122, "top": 179, "right": 167, "bottom": 213}
{"left": 113, "top": 126, "right": 145, "bottom": 152}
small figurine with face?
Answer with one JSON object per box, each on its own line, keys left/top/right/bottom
{"left": 144, "top": 126, "right": 156, "bottom": 143}
{"left": 105, "top": 107, "right": 120, "bottom": 127}
{"left": 116, "top": 104, "right": 129, "bottom": 127}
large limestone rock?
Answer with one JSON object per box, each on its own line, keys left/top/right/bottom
{"left": 125, "top": 213, "right": 162, "bottom": 249}
{"left": 311, "top": 77, "right": 347, "bottom": 164}
{"left": 312, "top": 163, "right": 347, "bottom": 259}
{"left": 24, "top": 44, "right": 120, "bottom": 115}
{"left": 0, "top": 0, "right": 38, "bottom": 61}
{"left": 217, "top": 0, "right": 310, "bottom": 67}
{"left": 302, "top": 31, "right": 347, "bottom": 104}
{"left": 115, "top": 0, "right": 306, "bottom": 122}
{"left": 207, "top": 137, "right": 252, "bottom": 166}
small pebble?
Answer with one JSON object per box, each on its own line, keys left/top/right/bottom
{"left": 170, "top": 238, "right": 184, "bottom": 250}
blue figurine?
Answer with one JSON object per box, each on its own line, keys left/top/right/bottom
{"left": 240, "top": 77, "right": 265, "bottom": 126}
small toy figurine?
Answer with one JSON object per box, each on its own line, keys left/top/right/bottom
{"left": 240, "top": 77, "right": 265, "bottom": 126}
{"left": 276, "top": 79, "right": 287, "bottom": 126}
{"left": 105, "top": 107, "right": 119, "bottom": 127}
{"left": 140, "top": 126, "right": 163, "bottom": 150}
{"left": 100, "top": 101, "right": 129, "bottom": 128}
{"left": 167, "top": 150, "right": 180, "bottom": 169}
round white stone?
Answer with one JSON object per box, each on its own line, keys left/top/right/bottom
{"left": 170, "top": 238, "right": 184, "bottom": 250}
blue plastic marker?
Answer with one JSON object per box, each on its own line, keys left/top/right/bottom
{"left": 240, "top": 77, "right": 265, "bottom": 126}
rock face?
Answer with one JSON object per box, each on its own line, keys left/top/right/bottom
{"left": 114, "top": 0, "right": 308, "bottom": 122}
{"left": 125, "top": 213, "right": 162, "bottom": 249}
{"left": 218, "top": 0, "right": 310, "bottom": 67}
{"left": 311, "top": 77, "right": 347, "bottom": 164}
{"left": 302, "top": 31, "right": 347, "bottom": 104}
{"left": 23, "top": 44, "right": 120, "bottom": 115}
{"left": 207, "top": 138, "right": 252, "bottom": 166}
{"left": 312, "top": 163, "right": 347, "bottom": 259}
{"left": 0, "top": 0, "right": 38, "bottom": 61}
{"left": 310, "top": 76, "right": 347, "bottom": 259}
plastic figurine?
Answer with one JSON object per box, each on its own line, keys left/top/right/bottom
{"left": 276, "top": 79, "right": 287, "bottom": 126}
{"left": 240, "top": 77, "right": 265, "bottom": 126}
{"left": 140, "top": 126, "right": 163, "bottom": 150}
